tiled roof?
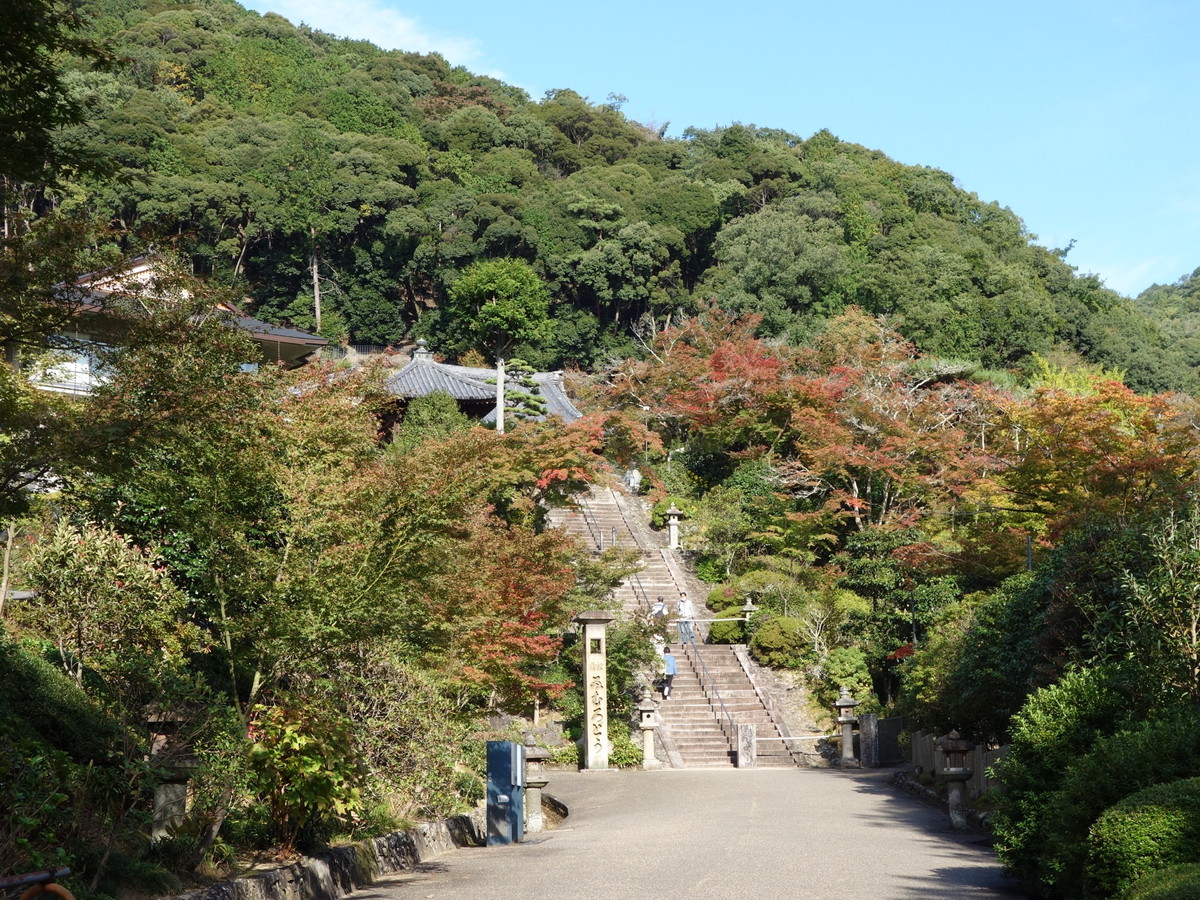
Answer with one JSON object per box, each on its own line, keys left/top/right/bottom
{"left": 233, "top": 315, "right": 329, "bottom": 347}
{"left": 385, "top": 344, "right": 583, "bottom": 422}
{"left": 385, "top": 356, "right": 496, "bottom": 401}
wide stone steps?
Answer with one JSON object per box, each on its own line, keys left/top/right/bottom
{"left": 549, "top": 483, "right": 800, "bottom": 768}
{"left": 551, "top": 488, "right": 644, "bottom": 553}
{"left": 659, "top": 644, "right": 801, "bottom": 768}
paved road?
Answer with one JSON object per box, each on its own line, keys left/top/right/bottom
{"left": 355, "top": 768, "right": 1026, "bottom": 900}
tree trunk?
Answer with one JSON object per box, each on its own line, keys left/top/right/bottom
{"left": 310, "top": 227, "right": 321, "bottom": 334}
{"left": 0, "top": 522, "right": 14, "bottom": 620}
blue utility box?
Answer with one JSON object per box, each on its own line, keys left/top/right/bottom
{"left": 485, "top": 740, "right": 526, "bottom": 846}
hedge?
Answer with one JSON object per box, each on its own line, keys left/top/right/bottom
{"left": 1086, "top": 777, "right": 1200, "bottom": 898}
{"left": 1118, "top": 864, "right": 1200, "bottom": 900}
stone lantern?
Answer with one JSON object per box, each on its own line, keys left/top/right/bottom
{"left": 936, "top": 730, "right": 974, "bottom": 830}
{"left": 666, "top": 503, "right": 684, "bottom": 550}
{"left": 834, "top": 686, "right": 859, "bottom": 765}
{"left": 146, "top": 705, "right": 198, "bottom": 840}
{"left": 637, "top": 696, "right": 660, "bottom": 769}
{"left": 522, "top": 733, "right": 551, "bottom": 834}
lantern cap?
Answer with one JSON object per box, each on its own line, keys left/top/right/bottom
{"left": 574, "top": 610, "right": 615, "bottom": 625}
{"left": 936, "top": 730, "right": 974, "bottom": 753}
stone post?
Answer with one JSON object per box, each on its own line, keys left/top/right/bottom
{"left": 146, "top": 707, "right": 199, "bottom": 841}
{"left": 834, "top": 686, "right": 859, "bottom": 766}
{"left": 638, "top": 696, "right": 660, "bottom": 769}
{"left": 495, "top": 355, "right": 505, "bottom": 435}
{"left": 666, "top": 503, "right": 683, "bottom": 550}
{"left": 575, "top": 610, "right": 615, "bottom": 769}
{"left": 937, "top": 731, "right": 974, "bottom": 830}
{"left": 737, "top": 723, "right": 757, "bottom": 768}
{"left": 860, "top": 713, "right": 879, "bottom": 768}
{"left": 522, "top": 736, "right": 550, "bottom": 834}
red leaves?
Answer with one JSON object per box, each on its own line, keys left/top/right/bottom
{"left": 610, "top": 308, "right": 994, "bottom": 535}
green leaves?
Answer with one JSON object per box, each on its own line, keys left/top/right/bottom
{"left": 21, "top": 518, "right": 197, "bottom": 694}
{"left": 248, "top": 702, "right": 363, "bottom": 851}
{"left": 447, "top": 257, "right": 551, "bottom": 356}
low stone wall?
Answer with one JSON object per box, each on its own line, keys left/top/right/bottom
{"left": 172, "top": 811, "right": 486, "bottom": 900}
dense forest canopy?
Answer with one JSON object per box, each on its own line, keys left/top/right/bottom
{"left": 9, "top": 0, "right": 1188, "bottom": 392}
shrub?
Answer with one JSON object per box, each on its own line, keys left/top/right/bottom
{"left": 550, "top": 742, "right": 580, "bottom": 768}
{"left": 1039, "top": 706, "right": 1200, "bottom": 898}
{"left": 749, "top": 616, "right": 806, "bottom": 668}
{"left": 1119, "top": 864, "right": 1200, "bottom": 900}
{"left": 0, "top": 725, "right": 75, "bottom": 872}
{"left": 813, "top": 647, "right": 873, "bottom": 712}
{"left": 706, "top": 605, "right": 746, "bottom": 644}
{"left": 706, "top": 584, "right": 739, "bottom": 609}
{"left": 694, "top": 555, "right": 724, "bottom": 583}
{"left": 249, "top": 702, "right": 365, "bottom": 853}
{"left": 608, "top": 731, "right": 643, "bottom": 769}
{"left": 991, "top": 664, "right": 1148, "bottom": 892}
{"left": 0, "top": 637, "right": 119, "bottom": 764}
{"left": 1087, "top": 777, "right": 1200, "bottom": 898}
{"left": 452, "top": 770, "right": 485, "bottom": 807}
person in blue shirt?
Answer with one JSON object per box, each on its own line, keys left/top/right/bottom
{"left": 662, "top": 648, "right": 677, "bottom": 699}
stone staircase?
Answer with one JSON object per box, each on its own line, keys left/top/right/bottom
{"left": 548, "top": 486, "right": 678, "bottom": 617}
{"left": 549, "top": 482, "right": 804, "bottom": 769}
{"left": 659, "top": 643, "right": 801, "bottom": 768}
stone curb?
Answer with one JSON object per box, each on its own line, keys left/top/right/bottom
{"left": 170, "top": 810, "right": 486, "bottom": 900}
{"left": 542, "top": 791, "right": 568, "bottom": 822}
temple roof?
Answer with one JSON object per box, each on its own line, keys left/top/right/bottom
{"left": 384, "top": 341, "right": 583, "bottom": 422}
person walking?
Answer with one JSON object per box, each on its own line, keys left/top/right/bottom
{"left": 677, "top": 592, "right": 696, "bottom": 644}
{"left": 662, "top": 647, "right": 677, "bottom": 699}
{"left": 649, "top": 595, "right": 669, "bottom": 639}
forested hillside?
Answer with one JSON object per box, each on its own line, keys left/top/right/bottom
{"left": 8, "top": 2, "right": 1200, "bottom": 897}
{"left": 31, "top": 0, "right": 1192, "bottom": 391}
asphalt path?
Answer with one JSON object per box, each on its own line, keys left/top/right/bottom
{"left": 354, "top": 768, "right": 1026, "bottom": 900}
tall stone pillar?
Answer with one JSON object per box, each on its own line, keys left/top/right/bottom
{"left": 575, "top": 611, "right": 615, "bottom": 770}
{"left": 860, "top": 713, "right": 879, "bottom": 768}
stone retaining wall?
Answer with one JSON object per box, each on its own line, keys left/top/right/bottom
{"left": 172, "top": 810, "right": 486, "bottom": 900}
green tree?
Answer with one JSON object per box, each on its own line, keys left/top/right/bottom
{"left": 20, "top": 518, "right": 196, "bottom": 691}
{"left": 447, "top": 257, "right": 551, "bottom": 433}
{"left": 389, "top": 389, "right": 471, "bottom": 455}
{"left": 0, "top": 0, "right": 112, "bottom": 182}
{"left": 1118, "top": 506, "right": 1200, "bottom": 702}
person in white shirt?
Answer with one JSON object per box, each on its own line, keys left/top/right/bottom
{"left": 676, "top": 592, "right": 696, "bottom": 643}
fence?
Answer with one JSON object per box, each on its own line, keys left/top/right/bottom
{"left": 318, "top": 344, "right": 392, "bottom": 361}
{"left": 909, "top": 729, "right": 1008, "bottom": 799}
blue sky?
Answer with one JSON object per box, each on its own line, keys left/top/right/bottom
{"left": 242, "top": 0, "right": 1200, "bottom": 298}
